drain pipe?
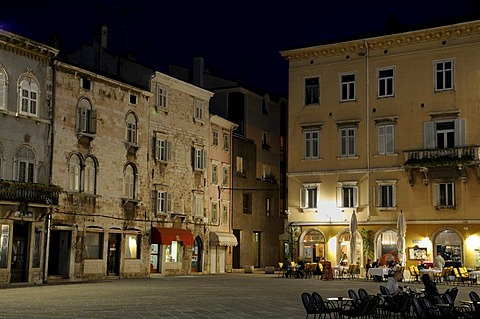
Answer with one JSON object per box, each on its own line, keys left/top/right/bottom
{"left": 364, "top": 40, "right": 371, "bottom": 220}
{"left": 43, "top": 210, "right": 52, "bottom": 283}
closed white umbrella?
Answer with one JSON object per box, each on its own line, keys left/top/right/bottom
{"left": 350, "top": 211, "right": 358, "bottom": 265}
{"left": 397, "top": 210, "right": 407, "bottom": 265}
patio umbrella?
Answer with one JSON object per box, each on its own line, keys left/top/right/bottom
{"left": 396, "top": 210, "right": 407, "bottom": 265}
{"left": 349, "top": 211, "right": 358, "bottom": 265}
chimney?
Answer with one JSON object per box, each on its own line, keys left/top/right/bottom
{"left": 101, "top": 24, "right": 108, "bottom": 49}
{"left": 193, "top": 57, "right": 204, "bottom": 87}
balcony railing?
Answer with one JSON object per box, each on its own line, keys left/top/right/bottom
{"left": 404, "top": 145, "right": 480, "bottom": 168}
{"left": 0, "top": 180, "right": 60, "bottom": 205}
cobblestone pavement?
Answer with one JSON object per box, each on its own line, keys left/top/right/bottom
{"left": 0, "top": 273, "right": 477, "bottom": 318}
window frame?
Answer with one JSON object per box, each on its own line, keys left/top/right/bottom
{"left": 156, "top": 190, "right": 172, "bottom": 214}
{"left": 300, "top": 183, "right": 320, "bottom": 210}
{"left": 84, "top": 157, "right": 96, "bottom": 194}
{"left": 377, "top": 123, "right": 395, "bottom": 155}
{"left": 126, "top": 113, "right": 138, "bottom": 145}
{"left": 156, "top": 84, "right": 168, "bottom": 108}
{"left": 222, "top": 165, "right": 229, "bottom": 187}
{"left": 125, "top": 233, "right": 141, "bottom": 259}
{"left": 339, "top": 127, "right": 357, "bottom": 157}
{"left": 211, "top": 200, "right": 218, "bottom": 223}
{"left": 223, "top": 132, "right": 229, "bottom": 151}
{"left": 15, "top": 145, "right": 36, "bottom": 183}
{"left": 212, "top": 163, "right": 218, "bottom": 184}
{"left": 123, "top": 164, "right": 136, "bottom": 199}
{"left": 85, "top": 231, "right": 104, "bottom": 259}
{"left": 194, "top": 147, "right": 206, "bottom": 171}
{"left": 304, "top": 129, "right": 320, "bottom": 159}
{"left": 340, "top": 73, "right": 356, "bottom": 102}
{"left": 377, "top": 67, "right": 395, "bottom": 98}
{"left": 433, "top": 182, "right": 455, "bottom": 208}
{"left": 19, "top": 78, "right": 39, "bottom": 117}
{"left": 304, "top": 77, "right": 320, "bottom": 106}
{"left": 155, "top": 137, "right": 171, "bottom": 162}
{"left": 68, "top": 154, "right": 82, "bottom": 192}
{"left": 336, "top": 182, "right": 359, "bottom": 208}
{"left": 194, "top": 99, "right": 203, "bottom": 120}
{"left": 212, "top": 129, "right": 219, "bottom": 147}
{"left": 375, "top": 180, "right": 397, "bottom": 209}
{"left": 434, "top": 59, "right": 454, "bottom": 92}
{"left": 242, "top": 193, "right": 252, "bottom": 214}
{"left": 0, "top": 69, "right": 6, "bottom": 109}
{"left": 193, "top": 193, "right": 204, "bottom": 218}
{"left": 221, "top": 201, "right": 228, "bottom": 224}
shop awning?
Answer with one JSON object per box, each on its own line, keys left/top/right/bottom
{"left": 151, "top": 227, "right": 194, "bottom": 245}
{"left": 210, "top": 232, "right": 238, "bottom": 246}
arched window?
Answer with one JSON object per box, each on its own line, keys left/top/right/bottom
{"left": 124, "top": 164, "right": 136, "bottom": 199}
{"left": 126, "top": 113, "right": 137, "bottom": 144}
{"left": 84, "top": 157, "right": 96, "bottom": 194}
{"left": 435, "top": 229, "right": 462, "bottom": 263}
{"left": 78, "top": 98, "right": 97, "bottom": 134}
{"left": 0, "top": 68, "right": 6, "bottom": 109}
{"left": 376, "top": 229, "right": 397, "bottom": 265}
{"left": 301, "top": 229, "right": 325, "bottom": 263}
{"left": 15, "top": 145, "right": 36, "bottom": 182}
{"left": 19, "top": 78, "right": 39, "bottom": 116}
{"left": 68, "top": 154, "right": 82, "bottom": 192}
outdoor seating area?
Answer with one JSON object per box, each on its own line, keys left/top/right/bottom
{"left": 301, "top": 284, "right": 480, "bottom": 318}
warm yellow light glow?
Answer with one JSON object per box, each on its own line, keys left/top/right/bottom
{"left": 128, "top": 236, "right": 137, "bottom": 257}
{"left": 328, "top": 237, "right": 336, "bottom": 261}
{"left": 466, "top": 235, "right": 480, "bottom": 248}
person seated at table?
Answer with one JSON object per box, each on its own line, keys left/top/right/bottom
{"left": 386, "top": 270, "right": 404, "bottom": 295}
{"left": 421, "top": 273, "right": 439, "bottom": 304}
{"left": 296, "top": 259, "right": 306, "bottom": 278}
{"left": 313, "top": 257, "right": 322, "bottom": 277}
{"left": 282, "top": 258, "right": 291, "bottom": 278}
{"left": 418, "top": 259, "right": 428, "bottom": 270}
{"left": 365, "top": 258, "right": 373, "bottom": 280}
{"left": 372, "top": 259, "right": 380, "bottom": 268}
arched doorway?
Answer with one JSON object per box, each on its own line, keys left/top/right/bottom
{"left": 375, "top": 228, "right": 397, "bottom": 266}
{"left": 299, "top": 229, "right": 325, "bottom": 263}
{"left": 434, "top": 229, "right": 463, "bottom": 265}
{"left": 191, "top": 236, "right": 203, "bottom": 272}
{"left": 338, "top": 230, "right": 363, "bottom": 266}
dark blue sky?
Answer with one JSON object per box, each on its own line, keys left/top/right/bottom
{"left": 1, "top": 0, "right": 479, "bottom": 96}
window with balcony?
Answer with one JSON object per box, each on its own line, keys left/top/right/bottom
{"left": 304, "top": 130, "right": 320, "bottom": 159}
{"left": 435, "top": 59, "right": 454, "bottom": 91}
{"left": 77, "top": 98, "right": 97, "bottom": 135}
{"left": 339, "top": 127, "right": 357, "bottom": 157}
{"left": 84, "top": 157, "right": 96, "bottom": 194}
{"left": 15, "top": 145, "right": 36, "bottom": 183}
{"left": 212, "top": 129, "right": 219, "bottom": 147}
{"left": 336, "top": 183, "right": 358, "bottom": 208}
{"left": 156, "top": 84, "right": 168, "bottom": 108}
{"left": 125, "top": 113, "right": 138, "bottom": 145}
{"left": 433, "top": 182, "right": 455, "bottom": 208}
{"left": 340, "top": 73, "right": 356, "bottom": 101}
{"left": 377, "top": 124, "right": 395, "bottom": 155}
{"left": 19, "top": 77, "right": 39, "bottom": 116}
{"left": 0, "top": 68, "right": 6, "bottom": 109}
{"left": 211, "top": 200, "right": 218, "bottom": 223}
{"left": 300, "top": 184, "right": 320, "bottom": 209}
{"left": 424, "top": 119, "right": 465, "bottom": 150}
{"left": 305, "top": 77, "right": 320, "bottom": 105}
{"left": 377, "top": 68, "right": 394, "bottom": 97}
{"left": 123, "top": 163, "right": 136, "bottom": 199}
{"left": 375, "top": 181, "right": 396, "bottom": 208}
{"left": 68, "top": 154, "right": 81, "bottom": 192}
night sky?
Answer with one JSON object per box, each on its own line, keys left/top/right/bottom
{"left": 1, "top": 0, "right": 479, "bottom": 97}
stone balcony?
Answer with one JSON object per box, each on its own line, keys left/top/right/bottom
{"left": 0, "top": 179, "right": 60, "bottom": 205}
{"left": 404, "top": 145, "right": 480, "bottom": 168}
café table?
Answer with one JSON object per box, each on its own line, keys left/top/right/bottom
{"left": 326, "top": 297, "right": 354, "bottom": 318}
{"left": 367, "top": 267, "right": 389, "bottom": 281}
{"left": 332, "top": 266, "right": 347, "bottom": 279}
{"left": 419, "top": 268, "right": 442, "bottom": 282}
{"left": 468, "top": 270, "right": 480, "bottom": 285}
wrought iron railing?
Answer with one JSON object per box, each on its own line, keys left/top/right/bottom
{"left": 0, "top": 180, "right": 60, "bottom": 205}
{"left": 404, "top": 145, "right": 480, "bottom": 167}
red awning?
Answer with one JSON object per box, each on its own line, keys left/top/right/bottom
{"left": 151, "top": 227, "right": 194, "bottom": 245}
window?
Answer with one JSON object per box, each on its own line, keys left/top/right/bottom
{"left": 125, "top": 234, "right": 141, "bottom": 259}
{"left": 221, "top": 202, "right": 228, "bottom": 224}
{"left": 84, "top": 157, "right": 96, "bottom": 194}
{"left": 266, "top": 198, "right": 271, "bottom": 216}
{"left": 194, "top": 99, "right": 203, "bottom": 120}
{"left": 339, "top": 127, "right": 356, "bottom": 157}
{"left": 85, "top": 232, "right": 103, "bottom": 259}
{"left": 222, "top": 165, "right": 229, "bottom": 187}
{"left": 300, "top": 184, "right": 319, "bottom": 209}
{"left": 378, "top": 68, "right": 394, "bottom": 97}
{"left": 68, "top": 154, "right": 81, "bottom": 192}
{"left": 194, "top": 194, "right": 203, "bottom": 217}
{"left": 129, "top": 94, "right": 137, "bottom": 105}
{"left": 80, "top": 77, "right": 91, "bottom": 90}
{"left": 262, "top": 132, "right": 271, "bottom": 150}
{"left": 261, "top": 164, "right": 271, "bottom": 180}
{"left": 19, "top": 78, "right": 39, "bottom": 116}
{"left": 376, "top": 181, "right": 396, "bottom": 208}
{"left": 165, "top": 241, "right": 181, "bottom": 263}
{"left": 435, "top": 59, "right": 454, "bottom": 91}
{"left": 336, "top": 183, "right": 358, "bottom": 208}
{"left": 377, "top": 124, "right": 395, "bottom": 155}
{"left": 0, "top": 69, "right": 6, "bottom": 109}
{"left": 126, "top": 113, "right": 137, "bottom": 144}
{"left": 15, "top": 145, "right": 35, "bottom": 183}
{"left": 0, "top": 225, "right": 10, "bottom": 268}
{"left": 243, "top": 193, "right": 252, "bottom": 214}
{"left": 211, "top": 200, "right": 218, "bottom": 223}
{"left": 155, "top": 191, "right": 172, "bottom": 214}
{"left": 236, "top": 156, "right": 244, "bottom": 175}
{"left": 155, "top": 138, "right": 171, "bottom": 162}
{"left": 433, "top": 182, "right": 455, "bottom": 207}
{"left": 212, "top": 129, "right": 219, "bottom": 147}
{"left": 77, "top": 98, "right": 97, "bottom": 134}
{"left": 124, "top": 164, "right": 136, "bottom": 199}
{"left": 223, "top": 132, "right": 229, "bottom": 151}
{"left": 156, "top": 85, "right": 167, "bottom": 108}
{"left": 193, "top": 147, "right": 206, "bottom": 170}
{"left": 424, "top": 119, "right": 465, "bottom": 149}
{"left": 305, "top": 77, "right": 320, "bottom": 105}
{"left": 212, "top": 163, "right": 218, "bottom": 184}
{"left": 340, "top": 73, "right": 356, "bottom": 101}
{"left": 304, "top": 130, "right": 320, "bottom": 159}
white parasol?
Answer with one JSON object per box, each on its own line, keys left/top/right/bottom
{"left": 350, "top": 211, "right": 358, "bottom": 265}
{"left": 396, "top": 210, "right": 407, "bottom": 265}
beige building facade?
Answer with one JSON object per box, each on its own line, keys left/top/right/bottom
{"left": 281, "top": 20, "right": 480, "bottom": 271}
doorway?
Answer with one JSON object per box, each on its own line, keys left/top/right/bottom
{"left": 10, "top": 221, "right": 30, "bottom": 283}
{"left": 48, "top": 230, "right": 71, "bottom": 279}
{"left": 191, "top": 236, "right": 203, "bottom": 272}
{"left": 232, "top": 229, "right": 241, "bottom": 269}
{"left": 107, "top": 233, "right": 121, "bottom": 276}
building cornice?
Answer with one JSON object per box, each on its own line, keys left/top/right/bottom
{"left": 154, "top": 72, "right": 214, "bottom": 101}
{"left": 287, "top": 166, "right": 405, "bottom": 177}
{"left": 0, "top": 29, "right": 58, "bottom": 62}
{"left": 280, "top": 20, "right": 480, "bottom": 62}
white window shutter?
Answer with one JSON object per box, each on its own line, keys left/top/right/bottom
{"left": 300, "top": 188, "right": 306, "bottom": 208}
{"left": 392, "top": 185, "right": 396, "bottom": 207}
{"left": 90, "top": 110, "right": 97, "bottom": 134}
{"left": 386, "top": 125, "right": 394, "bottom": 153}
{"left": 336, "top": 187, "right": 343, "bottom": 207}
{"left": 167, "top": 193, "right": 173, "bottom": 212}
{"left": 315, "top": 186, "right": 320, "bottom": 208}
{"left": 353, "top": 186, "right": 359, "bottom": 207}
{"left": 451, "top": 183, "right": 455, "bottom": 206}
{"left": 375, "top": 185, "right": 381, "bottom": 207}
{"left": 454, "top": 118, "right": 466, "bottom": 147}
{"left": 424, "top": 122, "right": 435, "bottom": 149}
{"left": 377, "top": 126, "right": 385, "bottom": 154}
{"left": 432, "top": 184, "right": 439, "bottom": 207}
{"left": 167, "top": 141, "right": 172, "bottom": 161}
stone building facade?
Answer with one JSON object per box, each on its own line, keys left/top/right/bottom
{"left": 0, "top": 30, "right": 59, "bottom": 284}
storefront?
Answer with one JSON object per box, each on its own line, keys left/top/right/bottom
{"left": 209, "top": 232, "right": 237, "bottom": 273}
{"left": 150, "top": 227, "right": 194, "bottom": 275}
